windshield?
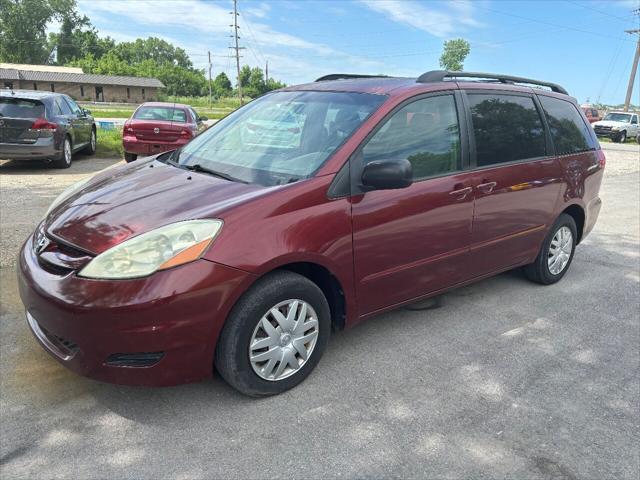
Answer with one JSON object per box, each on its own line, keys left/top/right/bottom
{"left": 134, "top": 106, "right": 187, "bottom": 122}
{"left": 172, "top": 90, "right": 387, "bottom": 186}
{"left": 603, "top": 113, "right": 631, "bottom": 122}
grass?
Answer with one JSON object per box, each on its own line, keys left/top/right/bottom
{"left": 95, "top": 129, "right": 124, "bottom": 158}
{"left": 89, "top": 109, "right": 228, "bottom": 120}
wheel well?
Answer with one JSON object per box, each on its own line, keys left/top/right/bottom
{"left": 276, "top": 262, "right": 346, "bottom": 330}
{"left": 562, "top": 205, "right": 585, "bottom": 243}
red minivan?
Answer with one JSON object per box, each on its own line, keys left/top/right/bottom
{"left": 122, "top": 102, "right": 207, "bottom": 162}
{"left": 19, "top": 71, "right": 604, "bottom": 396}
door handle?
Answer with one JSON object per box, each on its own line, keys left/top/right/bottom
{"left": 449, "top": 186, "right": 472, "bottom": 199}
{"left": 477, "top": 181, "right": 497, "bottom": 194}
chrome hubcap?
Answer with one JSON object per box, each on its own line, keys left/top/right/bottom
{"left": 64, "top": 140, "right": 71, "bottom": 164}
{"left": 249, "top": 299, "right": 319, "bottom": 381}
{"left": 548, "top": 226, "right": 573, "bottom": 275}
{"left": 91, "top": 132, "right": 96, "bottom": 150}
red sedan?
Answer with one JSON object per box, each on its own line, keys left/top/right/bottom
{"left": 122, "top": 102, "right": 207, "bottom": 162}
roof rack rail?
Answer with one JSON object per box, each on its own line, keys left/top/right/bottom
{"left": 416, "top": 70, "right": 568, "bottom": 95}
{"left": 315, "top": 74, "right": 388, "bottom": 82}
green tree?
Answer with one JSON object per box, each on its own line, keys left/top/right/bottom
{"left": 439, "top": 38, "right": 470, "bottom": 71}
{"left": 0, "top": 0, "right": 75, "bottom": 63}
{"left": 49, "top": 13, "right": 114, "bottom": 64}
{"left": 212, "top": 72, "right": 232, "bottom": 97}
{"left": 114, "top": 37, "right": 193, "bottom": 69}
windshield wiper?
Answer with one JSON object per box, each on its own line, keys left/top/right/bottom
{"left": 182, "top": 163, "right": 248, "bottom": 183}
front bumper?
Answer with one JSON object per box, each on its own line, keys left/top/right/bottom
{"left": 0, "top": 137, "right": 59, "bottom": 160}
{"left": 18, "top": 234, "right": 255, "bottom": 386}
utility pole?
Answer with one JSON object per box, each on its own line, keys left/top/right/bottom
{"left": 265, "top": 60, "right": 269, "bottom": 84}
{"left": 208, "top": 50, "right": 212, "bottom": 107}
{"left": 623, "top": 28, "right": 639, "bottom": 112}
{"left": 230, "top": 0, "right": 245, "bottom": 106}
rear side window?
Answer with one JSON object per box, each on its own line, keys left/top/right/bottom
{"left": 468, "top": 93, "right": 546, "bottom": 167}
{"left": 362, "top": 94, "right": 461, "bottom": 180}
{"left": 133, "top": 106, "right": 187, "bottom": 123}
{"left": 538, "top": 96, "right": 595, "bottom": 155}
{"left": 56, "top": 97, "right": 72, "bottom": 115}
{"left": 0, "top": 98, "right": 45, "bottom": 118}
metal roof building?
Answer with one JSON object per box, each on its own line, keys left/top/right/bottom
{"left": 0, "top": 64, "right": 165, "bottom": 103}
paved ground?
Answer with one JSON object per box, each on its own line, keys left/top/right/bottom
{"left": 0, "top": 144, "right": 638, "bottom": 479}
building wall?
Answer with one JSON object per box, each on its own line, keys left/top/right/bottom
{"left": 3, "top": 79, "right": 158, "bottom": 103}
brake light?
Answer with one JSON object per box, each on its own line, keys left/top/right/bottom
{"left": 180, "top": 129, "right": 195, "bottom": 139}
{"left": 596, "top": 149, "right": 606, "bottom": 169}
{"left": 30, "top": 118, "right": 57, "bottom": 131}
{"left": 124, "top": 122, "right": 134, "bottom": 134}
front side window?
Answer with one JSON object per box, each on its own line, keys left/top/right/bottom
{"left": 539, "top": 96, "right": 595, "bottom": 155}
{"left": 134, "top": 106, "right": 187, "bottom": 122}
{"left": 632, "top": 115, "right": 638, "bottom": 125}
{"left": 175, "top": 91, "right": 386, "bottom": 186}
{"left": 468, "top": 93, "right": 546, "bottom": 167}
{"left": 361, "top": 94, "right": 461, "bottom": 180}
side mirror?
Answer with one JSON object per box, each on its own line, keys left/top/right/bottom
{"left": 82, "top": 108, "right": 91, "bottom": 116}
{"left": 199, "top": 115, "right": 208, "bottom": 122}
{"left": 361, "top": 159, "right": 413, "bottom": 191}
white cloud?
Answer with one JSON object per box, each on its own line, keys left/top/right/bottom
{"left": 359, "top": 0, "right": 482, "bottom": 38}
{"left": 244, "top": 2, "right": 271, "bottom": 19}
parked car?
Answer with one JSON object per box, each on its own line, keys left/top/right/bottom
{"left": 580, "top": 105, "right": 601, "bottom": 123}
{"left": 122, "top": 102, "right": 207, "bottom": 162}
{"left": 592, "top": 111, "right": 639, "bottom": 143}
{"left": 0, "top": 89, "right": 96, "bottom": 168}
{"left": 19, "top": 71, "right": 604, "bottom": 396}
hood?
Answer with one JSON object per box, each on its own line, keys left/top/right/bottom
{"left": 45, "top": 160, "right": 269, "bottom": 254}
{"left": 593, "top": 120, "right": 628, "bottom": 127}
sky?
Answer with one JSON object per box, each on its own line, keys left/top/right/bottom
{"left": 74, "top": 0, "right": 640, "bottom": 105}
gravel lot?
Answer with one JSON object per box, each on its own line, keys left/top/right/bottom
{"left": 1, "top": 143, "right": 638, "bottom": 479}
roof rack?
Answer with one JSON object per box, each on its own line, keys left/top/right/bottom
{"left": 315, "top": 74, "right": 388, "bottom": 82}
{"left": 416, "top": 70, "right": 568, "bottom": 95}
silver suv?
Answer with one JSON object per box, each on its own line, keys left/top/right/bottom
{"left": 0, "top": 90, "right": 96, "bottom": 168}
{"left": 592, "top": 111, "right": 639, "bottom": 143}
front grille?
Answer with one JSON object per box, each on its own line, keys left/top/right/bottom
{"left": 33, "top": 225, "right": 93, "bottom": 273}
{"left": 105, "top": 352, "right": 164, "bottom": 368}
{"left": 594, "top": 126, "right": 612, "bottom": 134}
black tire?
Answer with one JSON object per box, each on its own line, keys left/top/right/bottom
{"left": 616, "top": 131, "right": 627, "bottom": 143}
{"left": 51, "top": 136, "right": 72, "bottom": 169}
{"left": 524, "top": 213, "right": 577, "bottom": 285}
{"left": 124, "top": 152, "right": 137, "bottom": 163}
{"left": 215, "top": 270, "right": 331, "bottom": 397}
{"left": 83, "top": 127, "right": 96, "bottom": 155}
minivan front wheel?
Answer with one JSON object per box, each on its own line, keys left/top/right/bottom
{"left": 524, "top": 213, "right": 577, "bottom": 285}
{"left": 215, "top": 271, "right": 331, "bottom": 396}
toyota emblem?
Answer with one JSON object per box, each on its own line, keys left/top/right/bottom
{"left": 154, "top": 127, "right": 160, "bottom": 134}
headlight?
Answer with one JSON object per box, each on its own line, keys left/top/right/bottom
{"left": 611, "top": 126, "right": 620, "bottom": 131}
{"left": 78, "top": 220, "right": 223, "bottom": 279}
{"left": 45, "top": 176, "right": 94, "bottom": 217}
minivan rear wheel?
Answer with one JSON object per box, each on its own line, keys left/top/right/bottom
{"left": 215, "top": 271, "right": 331, "bottom": 396}
{"left": 524, "top": 213, "right": 577, "bottom": 285}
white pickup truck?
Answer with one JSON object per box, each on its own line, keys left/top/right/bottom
{"left": 592, "top": 111, "right": 639, "bottom": 143}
